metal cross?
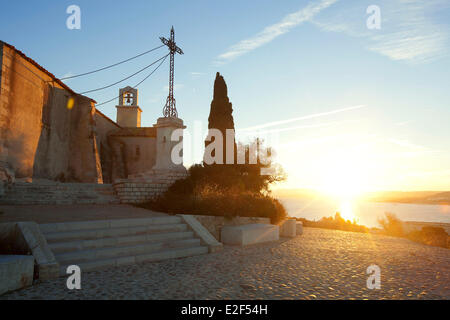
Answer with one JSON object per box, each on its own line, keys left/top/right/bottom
{"left": 160, "top": 26, "right": 184, "bottom": 118}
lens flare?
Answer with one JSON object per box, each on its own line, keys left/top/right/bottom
{"left": 67, "top": 97, "right": 75, "bottom": 110}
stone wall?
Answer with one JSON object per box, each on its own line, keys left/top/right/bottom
{"left": 0, "top": 42, "right": 102, "bottom": 183}
{"left": 113, "top": 169, "right": 188, "bottom": 204}
{"left": 192, "top": 215, "right": 272, "bottom": 241}
{"left": 94, "top": 110, "right": 122, "bottom": 183}
{"left": 113, "top": 136, "right": 157, "bottom": 178}
{"left": 113, "top": 181, "right": 169, "bottom": 204}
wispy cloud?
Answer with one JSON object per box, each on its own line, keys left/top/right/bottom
{"left": 190, "top": 72, "right": 205, "bottom": 76}
{"left": 249, "top": 119, "right": 358, "bottom": 135}
{"left": 388, "top": 138, "right": 429, "bottom": 150}
{"left": 311, "top": 0, "right": 450, "bottom": 63}
{"left": 238, "top": 104, "right": 365, "bottom": 131}
{"left": 215, "top": 0, "right": 339, "bottom": 64}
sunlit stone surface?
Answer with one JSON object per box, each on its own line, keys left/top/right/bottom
{"left": 221, "top": 224, "right": 279, "bottom": 246}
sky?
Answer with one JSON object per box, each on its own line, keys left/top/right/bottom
{"left": 1, "top": 0, "right": 450, "bottom": 192}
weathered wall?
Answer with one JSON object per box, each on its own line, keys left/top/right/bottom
{"left": 0, "top": 42, "right": 102, "bottom": 183}
{"left": 192, "top": 215, "right": 272, "bottom": 241}
{"left": 95, "top": 111, "right": 121, "bottom": 183}
{"left": 116, "top": 106, "right": 141, "bottom": 128}
{"left": 114, "top": 136, "right": 157, "bottom": 177}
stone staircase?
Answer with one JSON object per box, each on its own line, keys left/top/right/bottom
{"left": 0, "top": 182, "right": 120, "bottom": 205}
{"left": 39, "top": 216, "right": 208, "bottom": 275}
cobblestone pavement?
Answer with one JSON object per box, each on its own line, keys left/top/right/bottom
{"left": 2, "top": 228, "right": 449, "bottom": 300}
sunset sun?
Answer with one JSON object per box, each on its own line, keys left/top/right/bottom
{"left": 319, "top": 152, "right": 371, "bottom": 200}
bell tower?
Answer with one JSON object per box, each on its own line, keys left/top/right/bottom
{"left": 116, "top": 86, "right": 142, "bottom": 127}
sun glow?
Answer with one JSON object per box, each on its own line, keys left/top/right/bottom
{"left": 319, "top": 151, "right": 371, "bottom": 199}
{"left": 338, "top": 200, "right": 356, "bottom": 221}
{"left": 315, "top": 149, "right": 377, "bottom": 222}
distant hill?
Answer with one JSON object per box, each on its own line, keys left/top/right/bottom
{"left": 272, "top": 189, "right": 450, "bottom": 205}
{"left": 365, "top": 191, "right": 450, "bottom": 205}
{"left": 426, "top": 191, "right": 450, "bottom": 202}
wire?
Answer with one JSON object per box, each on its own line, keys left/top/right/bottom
{"left": 2, "top": 51, "right": 47, "bottom": 83}
{"left": 95, "top": 53, "right": 169, "bottom": 107}
{"left": 59, "top": 44, "right": 165, "bottom": 80}
{"left": 1, "top": 63, "right": 43, "bottom": 88}
{"left": 2, "top": 46, "right": 169, "bottom": 109}
{"left": 80, "top": 54, "right": 169, "bottom": 95}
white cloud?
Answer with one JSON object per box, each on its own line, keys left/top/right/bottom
{"left": 215, "top": 0, "right": 339, "bottom": 64}
{"left": 311, "top": 0, "right": 450, "bottom": 63}
{"left": 238, "top": 104, "right": 365, "bottom": 131}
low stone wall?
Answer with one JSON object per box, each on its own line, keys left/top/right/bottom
{"left": 0, "top": 222, "right": 59, "bottom": 280}
{"left": 113, "top": 181, "right": 169, "bottom": 204}
{"left": 113, "top": 169, "right": 188, "bottom": 204}
{"left": 193, "top": 215, "right": 271, "bottom": 241}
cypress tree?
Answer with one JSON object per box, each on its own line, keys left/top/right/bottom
{"left": 204, "top": 72, "right": 236, "bottom": 165}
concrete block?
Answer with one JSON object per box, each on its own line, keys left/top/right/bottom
{"left": 221, "top": 224, "right": 279, "bottom": 246}
{"left": 296, "top": 221, "right": 303, "bottom": 236}
{"left": 280, "top": 219, "right": 297, "bottom": 238}
{"left": 0, "top": 255, "right": 34, "bottom": 295}
{"left": 179, "top": 215, "right": 223, "bottom": 253}
{"left": 0, "top": 222, "right": 59, "bottom": 280}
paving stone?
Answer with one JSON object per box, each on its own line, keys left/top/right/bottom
{"left": 1, "top": 228, "right": 449, "bottom": 300}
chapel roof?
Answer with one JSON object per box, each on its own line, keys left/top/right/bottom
{"left": 1, "top": 40, "right": 96, "bottom": 103}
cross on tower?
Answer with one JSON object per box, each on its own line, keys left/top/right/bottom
{"left": 160, "top": 26, "right": 184, "bottom": 118}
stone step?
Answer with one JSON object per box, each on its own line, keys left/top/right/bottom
{"left": 55, "top": 236, "right": 199, "bottom": 264}
{"left": 0, "top": 199, "right": 121, "bottom": 205}
{"left": 3, "top": 193, "right": 118, "bottom": 198}
{"left": 49, "top": 230, "right": 193, "bottom": 253}
{"left": 1, "top": 196, "right": 119, "bottom": 202}
{"left": 5, "top": 189, "right": 106, "bottom": 192}
{"left": 11, "top": 182, "right": 115, "bottom": 188}
{"left": 58, "top": 245, "right": 208, "bottom": 275}
{"left": 44, "top": 223, "right": 187, "bottom": 243}
{"left": 4, "top": 188, "right": 117, "bottom": 193}
{"left": 3, "top": 190, "right": 117, "bottom": 196}
{"left": 1, "top": 182, "right": 120, "bottom": 205}
{"left": 37, "top": 216, "right": 210, "bottom": 277}
{"left": 40, "top": 217, "right": 182, "bottom": 234}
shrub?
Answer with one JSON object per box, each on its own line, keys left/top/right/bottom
{"left": 141, "top": 185, "right": 287, "bottom": 224}
{"left": 293, "top": 213, "right": 368, "bottom": 233}
{"left": 139, "top": 162, "right": 287, "bottom": 224}
{"left": 378, "top": 212, "right": 405, "bottom": 237}
{"left": 407, "top": 226, "right": 449, "bottom": 248}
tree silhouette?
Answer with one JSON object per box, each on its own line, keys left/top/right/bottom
{"left": 204, "top": 72, "right": 236, "bottom": 165}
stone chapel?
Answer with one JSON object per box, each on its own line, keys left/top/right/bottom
{"left": 0, "top": 41, "right": 187, "bottom": 203}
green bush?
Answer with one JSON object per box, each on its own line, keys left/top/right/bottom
{"left": 139, "top": 163, "right": 287, "bottom": 224}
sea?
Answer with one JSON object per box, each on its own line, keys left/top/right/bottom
{"left": 278, "top": 197, "right": 450, "bottom": 229}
